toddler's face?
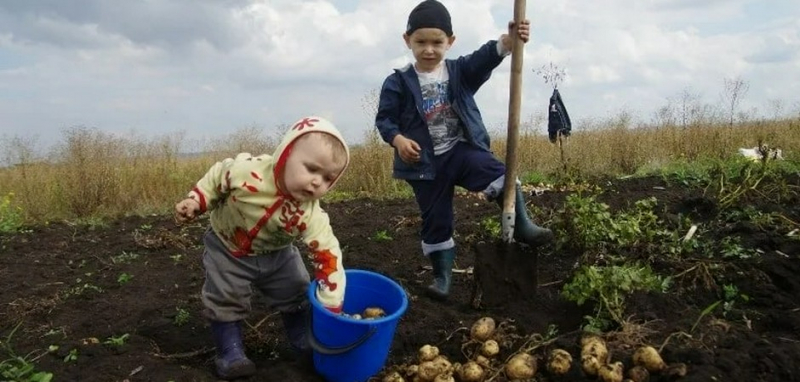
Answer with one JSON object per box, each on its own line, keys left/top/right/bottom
{"left": 283, "top": 134, "right": 345, "bottom": 202}
{"left": 404, "top": 28, "right": 455, "bottom": 72}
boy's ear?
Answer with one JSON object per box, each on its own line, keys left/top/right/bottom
{"left": 448, "top": 35, "right": 456, "bottom": 46}
{"left": 403, "top": 33, "right": 411, "bottom": 46}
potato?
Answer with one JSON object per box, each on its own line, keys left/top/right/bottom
{"left": 418, "top": 361, "right": 444, "bottom": 381}
{"left": 406, "top": 364, "right": 419, "bottom": 377}
{"left": 363, "top": 306, "right": 386, "bottom": 319}
{"left": 627, "top": 365, "right": 650, "bottom": 382}
{"left": 598, "top": 362, "right": 624, "bottom": 382}
{"left": 505, "top": 353, "right": 537, "bottom": 380}
{"left": 632, "top": 346, "right": 666, "bottom": 373}
{"left": 419, "top": 344, "right": 440, "bottom": 363}
{"left": 547, "top": 349, "right": 573, "bottom": 375}
{"left": 470, "top": 317, "right": 496, "bottom": 341}
{"left": 475, "top": 355, "right": 491, "bottom": 369}
{"left": 433, "top": 371, "right": 455, "bottom": 382}
{"left": 383, "top": 371, "right": 406, "bottom": 382}
{"left": 432, "top": 355, "right": 452, "bottom": 373}
{"left": 458, "top": 361, "right": 485, "bottom": 382}
{"left": 581, "top": 354, "right": 602, "bottom": 377}
{"left": 581, "top": 336, "right": 609, "bottom": 363}
{"left": 580, "top": 334, "right": 604, "bottom": 348}
{"left": 480, "top": 340, "right": 500, "bottom": 358}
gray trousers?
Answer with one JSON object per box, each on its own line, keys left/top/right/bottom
{"left": 201, "top": 228, "right": 310, "bottom": 322}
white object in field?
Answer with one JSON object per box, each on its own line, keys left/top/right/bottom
{"left": 682, "top": 225, "right": 698, "bottom": 242}
{"left": 737, "top": 146, "right": 784, "bottom": 162}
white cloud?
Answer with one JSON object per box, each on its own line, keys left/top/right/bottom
{"left": 0, "top": 0, "right": 798, "bottom": 151}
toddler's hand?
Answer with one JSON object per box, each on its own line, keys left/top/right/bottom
{"left": 175, "top": 198, "right": 201, "bottom": 223}
{"left": 392, "top": 135, "right": 421, "bottom": 164}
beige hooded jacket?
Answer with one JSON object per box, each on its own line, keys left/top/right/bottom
{"left": 187, "top": 116, "right": 349, "bottom": 310}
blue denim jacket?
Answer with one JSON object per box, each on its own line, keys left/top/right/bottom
{"left": 375, "top": 40, "right": 505, "bottom": 180}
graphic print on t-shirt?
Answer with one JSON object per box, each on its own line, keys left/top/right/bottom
{"left": 420, "top": 77, "right": 462, "bottom": 154}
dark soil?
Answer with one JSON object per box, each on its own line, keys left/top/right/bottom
{"left": 1, "top": 176, "right": 799, "bottom": 382}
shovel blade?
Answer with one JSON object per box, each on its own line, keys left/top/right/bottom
{"left": 470, "top": 240, "right": 539, "bottom": 308}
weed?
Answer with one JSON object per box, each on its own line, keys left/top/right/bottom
{"left": 62, "top": 279, "right": 104, "bottom": 299}
{"left": 117, "top": 273, "right": 133, "bottom": 285}
{"left": 721, "top": 283, "right": 750, "bottom": 317}
{"left": 1, "top": 116, "right": 798, "bottom": 223}
{"left": 372, "top": 230, "right": 393, "bottom": 242}
{"left": 103, "top": 334, "right": 130, "bottom": 347}
{"left": 553, "top": 195, "right": 669, "bottom": 256}
{"left": 719, "top": 237, "right": 757, "bottom": 259}
{"left": 43, "top": 328, "right": 66, "bottom": 339}
{"left": 0, "top": 192, "right": 25, "bottom": 233}
{"left": 653, "top": 159, "right": 715, "bottom": 188}
{"left": 138, "top": 223, "right": 152, "bottom": 231}
{"left": 0, "top": 324, "right": 53, "bottom": 382}
{"left": 691, "top": 300, "right": 721, "bottom": 333}
{"left": 174, "top": 308, "right": 190, "bottom": 327}
{"left": 543, "top": 324, "right": 559, "bottom": 341}
{"left": 322, "top": 190, "right": 359, "bottom": 202}
{"left": 111, "top": 251, "right": 139, "bottom": 264}
{"left": 71, "top": 216, "right": 108, "bottom": 229}
{"left": 67, "top": 259, "right": 87, "bottom": 268}
{"left": 479, "top": 216, "right": 501, "bottom": 239}
{"left": 521, "top": 171, "right": 554, "bottom": 186}
{"left": 562, "top": 263, "right": 670, "bottom": 332}
{"left": 63, "top": 349, "right": 78, "bottom": 363}
{"left": 708, "top": 159, "right": 790, "bottom": 211}
{"left": 169, "top": 253, "right": 184, "bottom": 263}
{"left": 691, "top": 283, "right": 750, "bottom": 332}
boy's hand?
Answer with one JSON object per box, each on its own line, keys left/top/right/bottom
{"left": 175, "top": 198, "right": 201, "bottom": 223}
{"left": 392, "top": 134, "right": 421, "bottom": 163}
{"left": 501, "top": 19, "right": 531, "bottom": 52}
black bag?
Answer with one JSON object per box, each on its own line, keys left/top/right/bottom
{"left": 547, "top": 88, "right": 572, "bottom": 143}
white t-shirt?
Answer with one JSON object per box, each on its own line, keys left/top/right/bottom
{"left": 416, "top": 64, "right": 465, "bottom": 156}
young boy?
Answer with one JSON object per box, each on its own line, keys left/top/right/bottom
{"left": 375, "top": 0, "right": 553, "bottom": 300}
{"left": 175, "top": 116, "right": 349, "bottom": 379}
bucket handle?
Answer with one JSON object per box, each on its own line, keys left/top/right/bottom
{"left": 307, "top": 313, "right": 377, "bottom": 355}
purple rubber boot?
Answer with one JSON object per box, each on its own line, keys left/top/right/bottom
{"left": 210, "top": 321, "right": 256, "bottom": 379}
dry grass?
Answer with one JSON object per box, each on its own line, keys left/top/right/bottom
{"left": 1, "top": 117, "right": 798, "bottom": 224}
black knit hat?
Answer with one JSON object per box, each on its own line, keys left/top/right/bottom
{"left": 406, "top": 0, "right": 453, "bottom": 37}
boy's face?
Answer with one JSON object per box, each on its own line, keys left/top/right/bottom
{"left": 282, "top": 134, "right": 346, "bottom": 202}
{"left": 404, "top": 28, "right": 456, "bottom": 72}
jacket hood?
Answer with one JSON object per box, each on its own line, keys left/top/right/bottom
{"left": 273, "top": 116, "right": 350, "bottom": 195}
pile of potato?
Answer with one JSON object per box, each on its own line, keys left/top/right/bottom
{"left": 340, "top": 306, "right": 386, "bottom": 320}
{"left": 574, "top": 334, "right": 685, "bottom": 382}
{"left": 383, "top": 318, "right": 686, "bottom": 382}
{"left": 382, "top": 317, "right": 539, "bottom": 382}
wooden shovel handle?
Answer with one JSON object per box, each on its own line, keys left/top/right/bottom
{"left": 502, "top": 0, "right": 526, "bottom": 216}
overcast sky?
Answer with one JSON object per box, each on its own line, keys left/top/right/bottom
{"left": 1, "top": 0, "right": 798, "bottom": 151}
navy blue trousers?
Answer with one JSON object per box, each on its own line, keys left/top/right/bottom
{"left": 407, "top": 142, "right": 505, "bottom": 253}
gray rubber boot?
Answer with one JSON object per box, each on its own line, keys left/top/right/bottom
{"left": 496, "top": 185, "right": 554, "bottom": 246}
{"left": 426, "top": 248, "right": 456, "bottom": 300}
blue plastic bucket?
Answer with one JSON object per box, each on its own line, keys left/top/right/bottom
{"left": 307, "top": 269, "right": 409, "bottom": 382}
